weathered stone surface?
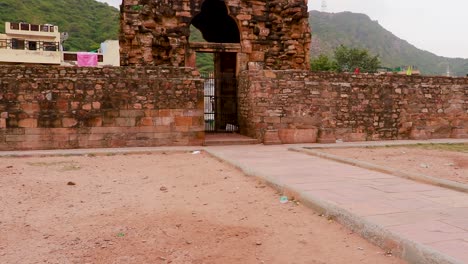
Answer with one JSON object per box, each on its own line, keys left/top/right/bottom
{"left": 0, "top": 66, "right": 204, "bottom": 150}
{"left": 120, "top": 0, "right": 311, "bottom": 70}
{"left": 239, "top": 70, "right": 468, "bottom": 143}
{"left": 278, "top": 128, "right": 318, "bottom": 144}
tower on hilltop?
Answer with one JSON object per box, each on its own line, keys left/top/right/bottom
{"left": 321, "top": 0, "right": 328, "bottom": 12}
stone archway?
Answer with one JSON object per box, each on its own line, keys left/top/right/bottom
{"left": 190, "top": 0, "right": 241, "bottom": 132}
{"left": 120, "top": 0, "right": 311, "bottom": 70}
{"left": 191, "top": 0, "right": 240, "bottom": 44}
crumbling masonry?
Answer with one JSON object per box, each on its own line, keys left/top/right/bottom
{"left": 120, "top": 0, "right": 311, "bottom": 70}
{"left": 0, "top": 0, "right": 466, "bottom": 150}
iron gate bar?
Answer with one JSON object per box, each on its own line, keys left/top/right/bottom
{"left": 202, "top": 72, "right": 239, "bottom": 133}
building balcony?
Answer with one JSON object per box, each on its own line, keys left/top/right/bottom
{"left": 0, "top": 39, "right": 60, "bottom": 51}
{"left": 5, "top": 22, "right": 60, "bottom": 40}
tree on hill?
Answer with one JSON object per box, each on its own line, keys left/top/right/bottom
{"left": 334, "top": 45, "right": 380, "bottom": 73}
{"left": 310, "top": 54, "right": 337, "bottom": 72}
{"left": 311, "top": 45, "right": 380, "bottom": 73}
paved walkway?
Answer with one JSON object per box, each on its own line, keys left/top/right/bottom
{"left": 1, "top": 139, "right": 467, "bottom": 263}
{"left": 206, "top": 142, "right": 468, "bottom": 264}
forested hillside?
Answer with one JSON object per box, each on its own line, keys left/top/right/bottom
{"left": 0, "top": 0, "right": 119, "bottom": 51}
{"left": 309, "top": 11, "right": 468, "bottom": 76}
{"left": 1, "top": 1, "right": 467, "bottom": 76}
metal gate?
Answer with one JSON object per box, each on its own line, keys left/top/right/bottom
{"left": 202, "top": 72, "right": 239, "bottom": 132}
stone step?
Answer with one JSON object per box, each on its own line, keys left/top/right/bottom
{"left": 203, "top": 133, "right": 259, "bottom": 146}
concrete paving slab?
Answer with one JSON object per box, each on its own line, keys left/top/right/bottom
{"left": 428, "top": 239, "right": 468, "bottom": 264}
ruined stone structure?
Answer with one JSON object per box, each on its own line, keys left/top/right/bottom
{"left": 0, "top": 1, "right": 466, "bottom": 151}
{"left": 1, "top": 65, "right": 466, "bottom": 150}
{"left": 239, "top": 71, "right": 468, "bottom": 143}
{"left": 120, "top": 0, "right": 311, "bottom": 71}
{"left": 0, "top": 66, "right": 204, "bottom": 150}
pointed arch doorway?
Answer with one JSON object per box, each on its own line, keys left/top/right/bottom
{"left": 189, "top": 0, "right": 241, "bottom": 133}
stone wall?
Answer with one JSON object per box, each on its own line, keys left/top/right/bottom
{"left": 0, "top": 66, "right": 204, "bottom": 150}
{"left": 239, "top": 70, "right": 468, "bottom": 144}
{"left": 120, "top": 0, "right": 311, "bottom": 70}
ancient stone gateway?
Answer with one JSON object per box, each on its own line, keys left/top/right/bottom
{"left": 120, "top": 0, "right": 311, "bottom": 70}
{"left": 120, "top": 0, "right": 311, "bottom": 133}
{"left": 0, "top": 1, "right": 466, "bottom": 151}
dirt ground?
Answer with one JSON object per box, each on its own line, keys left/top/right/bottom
{"left": 321, "top": 144, "right": 468, "bottom": 184}
{"left": 0, "top": 152, "right": 405, "bottom": 264}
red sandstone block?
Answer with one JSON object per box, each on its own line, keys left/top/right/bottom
{"left": 89, "top": 127, "right": 120, "bottom": 134}
{"left": 51, "top": 134, "right": 69, "bottom": 142}
{"left": 50, "top": 128, "right": 76, "bottom": 135}
{"left": 175, "top": 116, "right": 192, "bottom": 127}
{"left": 451, "top": 128, "right": 468, "bottom": 139}
{"left": 20, "top": 103, "right": 40, "bottom": 113}
{"left": 154, "top": 117, "right": 173, "bottom": 126}
{"left": 6, "top": 135, "right": 27, "bottom": 142}
{"left": 0, "top": 118, "right": 5, "bottom": 129}
{"left": 409, "top": 127, "right": 429, "bottom": 140}
{"left": 92, "top": 102, "right": 101, "bottom": 110}
{"left": 250, "top": 51, "right": 265, "bottom": 62}
{"left": 191, "top": 116, "right": 203, "bottom": 126}
{"left": 195, "top": 131, "right": 205, "bottom": 140}
{"left": 158, "top": 109, "right": 171, "bottom": 117}
{"left": 56, "top": 100, "right": 69, "bottom": 111}
{"left": 18, "top": 119, "right": 38, "bottom": 128}
{"left": 237, "top": 14, "right": 252, "bottom": 20}
{"left": 317, "top": 128, "right": 336, "bottom": 144}
{"left": 137, "top": 127, "right": 157, "bottom": 133}
{"left": 144, "top": 109, "right": 159, "bottom": 117}
{"left": 103, "top": 110, "right": 120, "bottom": 118}
{"left": 87, "top": 117, "right": 103, "bottom": 127}
{"left": 69, "top": 134, "right": 78, "bottom": 141}
{"left": 172, "top": 109, "right": 185, "bottom": 116}
{"left": 264, "top": 117, "right": 281, "bottom": 124}
{"left": 19, "top": 141, "right": 45, "bottom": 150}
{"left": 24, "top": 128, "right": 47, "bottom": 135}
{"left": 88, "top": 134, "right": 106, "bottom": 141}
{"left": 62, "top": 118, "right": 78, "bottom": 128}
{"left": 81, "top": 140, "right": 106, "bottom": 149}
{"left": 153, "top": 132, "right": 172, "bottom": 139}
{"left": 346, "top": 132, "right": 367, "bottom": 142}
{"left": 263, "top": 130, "right": 282, "bottom": 145}
{"left": 278, "top": 128, "right": 318, "bottom": 144}
{"left": 175, "top": 126, "right": 189, "bottom": 132}
{"left": 120, "top": 110, "right": 145, "bottom": 118}
{"left": 152, "top": 138, "right": 172, "bottom": 146}
{"left": 183, "top": 109, "right": 203, "bottom": 117}
{"left": 71, "top": 102, "right": 80, "bottom": 110}
{"left": 138, "top": 117, "right": 153, "bottom": 126}
{"left": 126, "top": 140, "right": 150, "bottom": 148}
{"left": 82, "top": 104, "right": 92, "bottom": 111}
{"left": 1, "top": 112, "right": 8, "bottom": 119}
{"left": 189, "top": 126, "right": 204, "bottom": 132}
{"left": 114, "top": 118, "right": 136, "bottom": 127}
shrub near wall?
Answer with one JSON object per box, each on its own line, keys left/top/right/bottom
{"left": 239, "top": 70, "right": 468, "bottom": 143}
{"left": 0, "top": 66, "right": 204, "bottom": 150}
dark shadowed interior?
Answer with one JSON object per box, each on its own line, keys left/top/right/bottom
{"left": 191, "top": 0, "right": 240, "bottom": 43}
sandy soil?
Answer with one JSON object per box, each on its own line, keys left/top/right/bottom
{"left": 321, "top": 146, "right": 467, "bottom": 184}
{"left": 0, "top": 152, "right": 404, "bottom": 264}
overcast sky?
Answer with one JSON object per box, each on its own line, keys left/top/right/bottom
{"left": 98, "top": 0, "right": 468, "bottom": 59}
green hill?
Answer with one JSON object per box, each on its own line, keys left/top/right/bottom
{"left": 1, "top": 1, "right": 466, "bottom": 76}
{"left": 309, "top": 11, "right": 468, "bottom": 76}
{"left": 0, "top": 0, "right": 119, "bottom": 51}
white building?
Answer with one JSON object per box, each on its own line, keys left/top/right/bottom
{"left": 0, "top": 22, "right": 120, "bottom": 66}
{"left": 0, "top": 22, "right": 62, "bottom": 64}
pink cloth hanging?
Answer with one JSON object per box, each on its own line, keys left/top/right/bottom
{"left": 77, "top": 52, "right": 98, "bottom": 67}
